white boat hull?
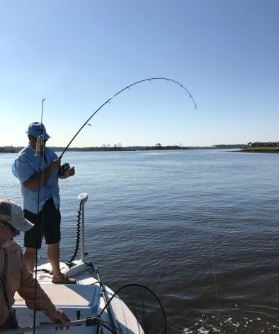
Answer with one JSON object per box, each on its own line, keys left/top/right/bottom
{"left": 13, "top": 261, "right": 144, "bottom": 333}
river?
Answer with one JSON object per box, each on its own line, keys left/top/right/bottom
{"left": 2, "top": 149, "right": 279, "bottom": 333}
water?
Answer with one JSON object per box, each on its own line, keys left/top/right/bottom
{"left": 2, "top": 149, "right": 279, "bottom": 333}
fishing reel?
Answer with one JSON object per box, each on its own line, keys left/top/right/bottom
{"left": 58, "top": 162, "right": 70, "bottom": 177}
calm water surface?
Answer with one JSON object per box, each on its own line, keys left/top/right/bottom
{"left": 1, "top": 149, "right": 279, "bottom": 333}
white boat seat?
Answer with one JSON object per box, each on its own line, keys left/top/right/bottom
{"left": 14, "top": 283, "right": 100, "bottom": 311}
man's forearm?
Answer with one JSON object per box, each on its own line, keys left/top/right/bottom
{"left": 22, "top": 166, "right": 52, "bottom": 189}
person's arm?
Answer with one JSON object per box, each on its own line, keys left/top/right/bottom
{"left": 23, "top": 160, "right": 60, "bottom": 189}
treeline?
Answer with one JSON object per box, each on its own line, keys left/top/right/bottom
{"left": 0, "top": 142, "right": 264, "bottom": 153}
{"left": 0, "top": 145, "right": 191, "bottom": 153}
{"left": 247, "top": 142, "right": 279, "bottom": 147}
{"left": 242, "top": 142, "right": 279, "bottom": 153}
{"left": 213, "top": 144, "right": 246, "bottom": 149}
{"left": 61, "top": 145, "right": 193, "bottom": 152}
{"left": 0, "top": 146, "right": 23, "bottom": 153}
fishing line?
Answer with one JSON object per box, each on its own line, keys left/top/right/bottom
{"left": 32, "top": 98, "right": 46, "bottom": 334}
{"left": 59, "top": 77, "right": 197, "bottom": 160}
{"left": 208, "top": 222, "right": 221, "bottom": 320}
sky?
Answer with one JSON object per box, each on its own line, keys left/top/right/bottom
{"left": 0, "top": 0, "right": 278, "bottom": 147}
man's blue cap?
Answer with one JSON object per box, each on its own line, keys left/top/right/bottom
{"left": 26, "top": 122, "right": 50, "bottom": 140}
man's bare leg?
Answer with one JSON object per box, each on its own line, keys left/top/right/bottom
{"left": 48, "top": 243, "right": 76, "bottom": 283}
{"left": 47, "top": 243, "right": 62, "bottom": 278}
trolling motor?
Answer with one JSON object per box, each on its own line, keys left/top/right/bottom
{"left": 78, "top": 192, "right": 88, "bottom": 262}
{"left": 67, "top": 192, "right": 89, "bottom": 266}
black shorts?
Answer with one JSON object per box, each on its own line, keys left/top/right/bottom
{"left": 24, "top": 197, "right": 61, "bottom": 249}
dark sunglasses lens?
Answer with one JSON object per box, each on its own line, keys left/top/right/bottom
{"left": 0, "top": 221, "right": 16, "bottom": 232}
{"left": 9, "top": 225, "right": 17, "bottom": 232}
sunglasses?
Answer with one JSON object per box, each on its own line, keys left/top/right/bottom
{"left": 0, "top": 221, "right": 17, "bottom": 232}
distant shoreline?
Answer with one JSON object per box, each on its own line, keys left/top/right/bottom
{"left": 3, "top": 144, "right": 279, "bottom": 154}
{"left": 241, "top": 147, "right": 279, "bottom": 153}
{"left": 0, "top": 144, "right": 246, "bottom": 153}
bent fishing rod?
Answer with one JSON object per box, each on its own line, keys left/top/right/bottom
{"left": 58, "top": 77, "right": 197, "bottom": 160}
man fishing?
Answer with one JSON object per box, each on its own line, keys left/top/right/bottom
{"left": 12, "top": 122, "right": 76, "bottom": 284}
{"left": 0, "top": 199, "right": 70, "bottom": 330}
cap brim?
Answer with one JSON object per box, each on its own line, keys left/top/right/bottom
{"left": 20, "top": 218, "right": 34, "bottom": 232}
{"left": 26, "top": 131, "right": 50, "bottom": 140}
{"left": 9, "top": 217, "right": 34, "bottom": 232}
{"left": 41, "top": 133, "right": 50, "bottom": 140}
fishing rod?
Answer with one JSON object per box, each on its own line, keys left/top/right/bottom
{"left": 58, "top": 77, "right": 197, "bottom": 160}
{"left": 29, "top": 97, "right": 59, "bottom": 334}
{"left": 35, "top": 98, "right": 46, "bottom": 156}
{"left": 32, "top": 98, "right": 47, "bottom": 334}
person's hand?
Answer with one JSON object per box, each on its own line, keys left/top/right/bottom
{"left": 47, "top": 308, "right": 70, "bottom": 326}
{"left": 58, "top": 163, "right": 75, "bottom": 178}
{"left": 69, "top": 166, "right": 75, "bottom": 177}
{"left": 49, "top": 159, "right": 61, "bottom": 173}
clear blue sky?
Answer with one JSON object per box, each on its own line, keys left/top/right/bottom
{"left": 0, "top": 0, "right": 278, "bottom": 147}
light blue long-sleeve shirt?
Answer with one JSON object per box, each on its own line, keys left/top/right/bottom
{"left": 12, "top": 145, "right": 60, "bottom": 214}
